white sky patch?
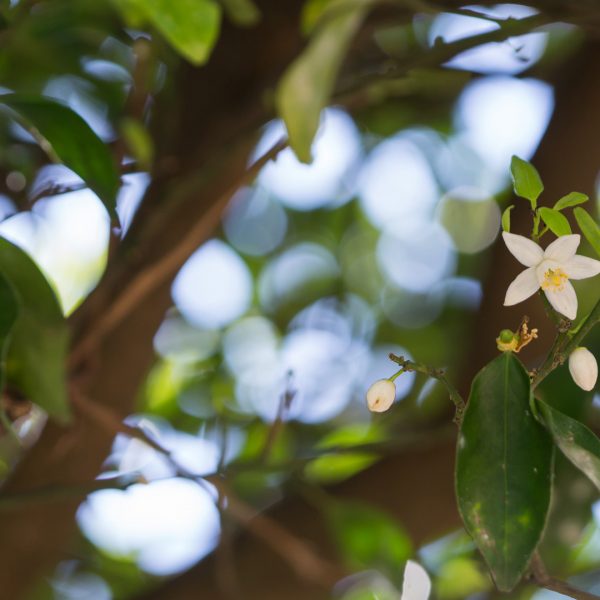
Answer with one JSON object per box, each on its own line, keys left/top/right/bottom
{"left": 172, "top": 239, "right": 252, "bottom": 329}
{"left": 255, "top": 108, "right": 362, "bottom": 211}
{"left": 358, "top": 135, "right": 439, "bottom": 229}
{"left": 428, "top": 5, "right": 546, "bottom": 74}
{"left": 454, "top": 76, "right": 554, "bottom": 189}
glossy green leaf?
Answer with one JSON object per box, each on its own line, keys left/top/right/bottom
{"left": 553, "top": 191, "right": 588, "bottom": 211}
{"left": 510, "top": 155, "right": 543, "bottom": 208}
{"left": 276, "top": 0, "right": 368, "bottom": 162}
{"left": 328, "top": 501, "right": 412, "bottom": 575}
{"left": 574, "top": 207, "right": 600, "bottom": 258}
{"left": 118, "top": 0, "right": 221, "bottom": 65}
{"left": 538, "top": 207, "right": 572, "bottom": 237}
{"left": 456, "top": 352, "right": 553, "bottom": 592}
{"left": 501, "top": 205, "right": 514, "bottom": 232}
{"left": 0, "top": 275, "right": 19, "bottom": 391}
{"left": 0, "top": 238, "right": 70, "bottom": 422}
{"left": 220, "top": 0, "right": 260, "bottom": 26}
{"left": 0, "top": 94, "right": 120, "bottom": 218}
{"left": 537, "top": 399, "right": 600, "bottom": 492}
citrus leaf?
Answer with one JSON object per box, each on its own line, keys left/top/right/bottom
{"left": 553, "top": 192, "right": 588, "bottom": 211}
{"left": 538, "top": 207, "right": 572, "bottom": 237}
{"left": 510, "top": 155, "right": 543, "bottom": 208}
{"left": 501, "top": 205, "right": 514, "bottom": 232}
{"left": 537, "top": 399, "right": 600, "bottom": 492}
{"left": 574, "top": 207, "right": 600, "bottom": 258}
{"left": 0, "top": 238, "right": 70, "bottom": 422}
{"left": 117, "top": 0, "right": 221, "bottom": 65}
{"left": 0, "top": 274, "right": 19, "bottom": 391}
{"left": 456, "top": 352, "right": 553, "bottom": 592}
{"left": 0, "top": 94, "right": 120, "bottom": 219}
{"left": 276, "top": 0, "right": 368, "bottom": 162}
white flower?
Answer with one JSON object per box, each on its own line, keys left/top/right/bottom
{"left": 503, "top": 232, "right": 600, "bottom": 320}
{"left": 569, "top": 347, "right": 598, "bottom": 391}
{"left": 366, "top": 379, "right": 396, "bottom": 412}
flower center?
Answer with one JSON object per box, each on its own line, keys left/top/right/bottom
{"left": 541, "top": 267, "right": 568, "bottom": 292}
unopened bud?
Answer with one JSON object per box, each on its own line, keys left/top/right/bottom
{"left": 568, "top": 347, "right": 598, "bottom": 391}
{"left": 366, "top": 379, "right": 396, "bottom": 413}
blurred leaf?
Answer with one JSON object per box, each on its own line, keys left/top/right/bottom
{"left": 0, "top": 238, "right": 70, "bottom": 422}
{"left": 574, "top": 207, "right": 600, "bottom": 258}
{"left": 510, "top": 155, "right": 543, "bottom": 208}
{"left": 501, "top": 205, "right": 514, "bottom": 232}
{"left": 456, "top": 352, "right": 553, "bottom": 592}
{"left": 117, "top": 0, "right": 221, "bottom": 65}
{"left": 0, "top": 94, "right": 120, "bottom": 218}
{"left": 305, "top": 424, "right": 382, "bottom": 484}
{"left": 300, "top": 0, "right": 330, "bottom": 34}
{"left": 276, "top": 0, "right": 368, "bottom": 162}
{"left": 436, "top": 557, "right": 490, "bottom": 599}
{"left": 553, "top": 191, "right": 588, "bottom": 211}
{"left": 220, "top": 0, "right": 260, "bottom": 26}
{"left": 537, "top": 399, "right": 600, "bottom": 492}
{"left": 0, "top": 274, "right": 18, "bottom": 392}
{"left": 120, "top": 118, "right": 154, "bottom": 170}
{"left": 328, "top": 500, "right": 412, "bottom": 576}
{"left": 539, "top": 207, "right": 572, "bottom": 237}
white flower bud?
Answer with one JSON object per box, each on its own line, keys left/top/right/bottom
{"left": 366, "top": 379, "right": 396, "bottom": 413}
{"left": 568, "top": 347, "right": 598, "bottom": 391}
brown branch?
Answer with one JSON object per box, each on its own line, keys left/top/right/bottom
{"left": 70, "top": 137, "right": 288, "bottom": 370}
{"left": 530, "top": 553, "right": 600, "bottom": 600}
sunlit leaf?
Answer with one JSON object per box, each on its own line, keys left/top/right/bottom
{"left": 574, "top": 207, "right": 600, "bottom": 258}
{"left": 553, "top": 191, "right": 588, "bottom": 211}
{"left": 510, "top": 155, "right": 543, "bottom": 208}
{"left": 117, "top": 0, "right": 221, "bottom": 65}
{"left": 456, "top": 352, "right": 553, "bottom": 592}
{"left": 220, "top": 0, "right": 260, "bottom": 27}
{"left": 276, "top": 0, "right": 368, "bottom": 162}
{"left": 328, "top": 500, "right": 412, "bottom": 575}
{"left": 537, "top": 399, "right": 600, "bottom": 492}
{"left": 501, "top": 205, "right": 514, "bottom": 232}
{"left": 0, "top": 94, "right": 120, "bottom": 218}
{"left": 0, "top": 238, "right": 70, "bottom": 422}
{"left": 538, "top": 207, "right": 572, "bottom": 237}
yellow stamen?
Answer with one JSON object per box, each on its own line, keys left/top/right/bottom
{"left": 541, "top": 268, "right": 568, "bottom": 292}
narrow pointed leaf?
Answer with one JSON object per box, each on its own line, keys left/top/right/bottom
{"left": 0, "top": 238, "right": 70, "bottom": 422}
{"left": 538, "top": 207, "right": 572, "bottom": 237}
{"left": 510, "top": 156, "right": 543, "bottom": 208}
{"left": 456, "top": 352, "right": 553, "bottom": 592}
{"left": 501, "top": 205, "right": 514, "bottom": 232}
{"left": 537, "top": 399, "right": 600, "bottom": 492}
{"left": 553, "top": 192, "right": 588, "bottom": 211}
{"left": 574, "top": 207, "right": 600, "bottom": 258}
{"left": 276, "top": 0, "right": 368, "bottom": 162}
{"left": 0, "top": 94, "right": 120, "bottom": 218}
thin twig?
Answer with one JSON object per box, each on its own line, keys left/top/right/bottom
{"left": 530, "top": 552, "right": 600, "bottom": 600}
{"left": 70, "top": 137, "right": 288, "bottom": 369}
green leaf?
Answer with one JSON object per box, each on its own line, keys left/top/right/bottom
{"left": 510, "top": 155, "right": 544, "bottom": 208}
{"left": 328, "top": 501, "right": 412, "bottom": 575}
{"left": 276, "top": 0, "right": 368, "bottom": 162}
{"left": 0, "top": 94, "right": 120, "bottom": 219}
{"left": 117, "top": 0, "right": 221, "bottom": 65}
{"left": 456, "top": 352, "right": 553, "bottom": 592}
{"left": 538, "top": 207, "right": 572, "bottom": 237}
{"left": 574, "top": 207, "right": 600, "bottom": 258}
{"left": 120, "top": 118, "right": 154, "bottom": 171}
{"left": 0, "top": 275, "right": 19, "bottom": 391}
{"left": 553, "top": 192, "right": 588, "bottom": 211}
{"left": 501, "top": 205, "right": 514, "bottom": 232}
{"left": 537, "top": 399, "right": 600, "bottom": 492}
{"left": 0, "top": 238, "right": 70, "bottom": 422}
{"left": 220, "top": 0, "right": 260, "bottom": 27}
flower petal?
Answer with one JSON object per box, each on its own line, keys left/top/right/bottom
{"left": 544, "top": 280, "right": 578, "bottom": 320}
{"left": 544, "top": 234, "right": 580, "bottom": 262}
{"left": 502, "top": 232, "right": 543, "bottom": 267}
{"left": 504, "top": 267, "right": 540, "bottom": 306}
{"left": 563, "top": 254, "right": 600, "bottom": 280}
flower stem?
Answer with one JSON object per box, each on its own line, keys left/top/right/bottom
{"left": 388, "top": 353, "right": 465, "bottom": 424}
